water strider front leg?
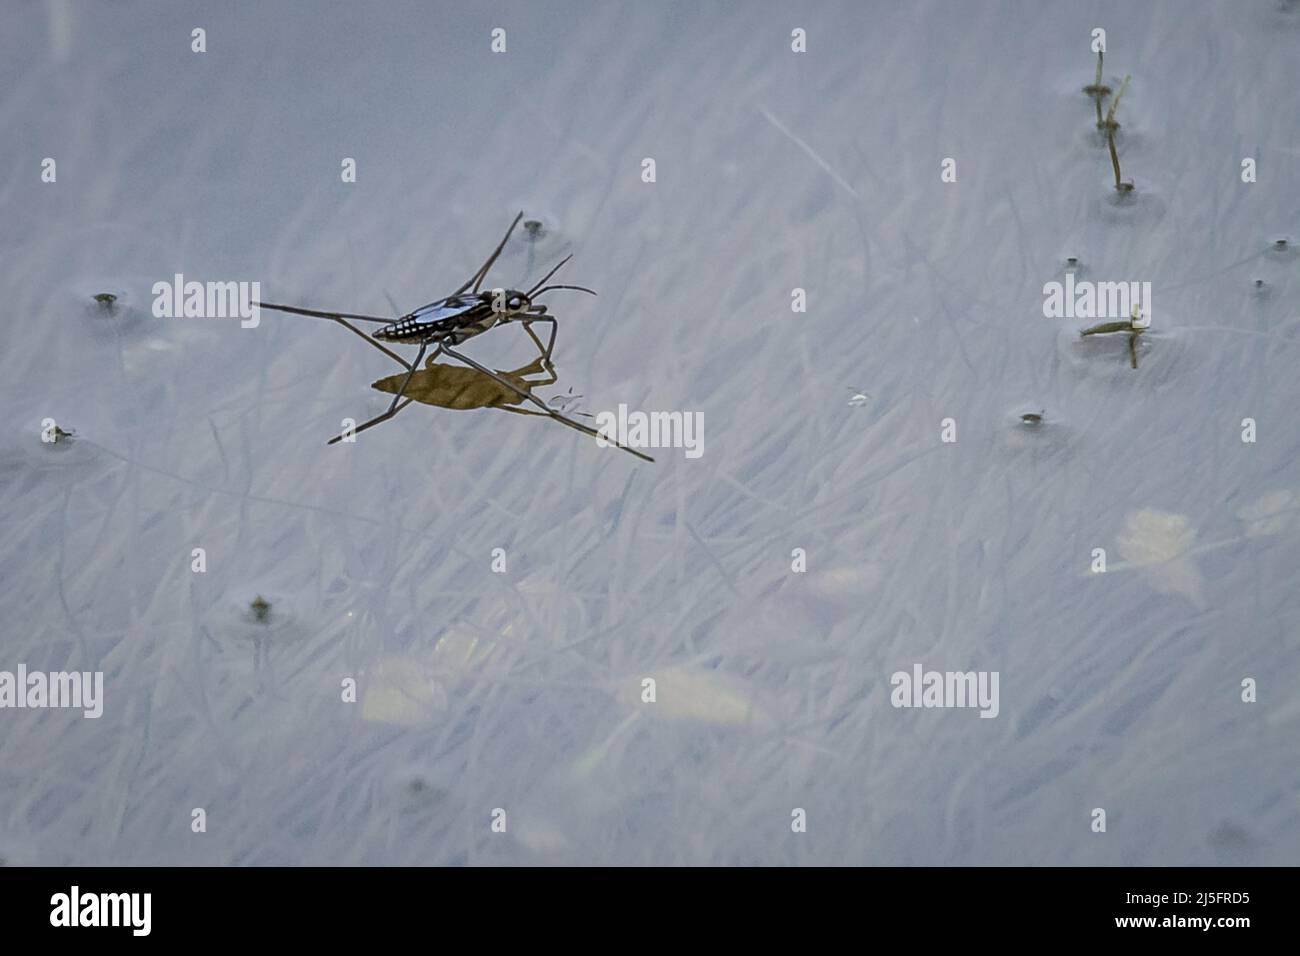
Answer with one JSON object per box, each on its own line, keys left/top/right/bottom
{"left": 522, "top": 315, "right": 558, "bottom": 360}
{"left": 382, "top": 341, "right": 429, "bottom": 413}
{"left": 326, "top": 343, "right": 437, "bottom": 446}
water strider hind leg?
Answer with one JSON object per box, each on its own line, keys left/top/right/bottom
{"left": 440, "top": 344, "right": 653, "bottom": 462}
{"left": 257, "top": 301, "right": 411, "bottom": 370}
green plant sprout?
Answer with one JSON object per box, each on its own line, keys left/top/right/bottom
{"left": 1105, "top": 76, "right": 1133, "bottom": 193}
{"left": 1084, "top": 50, "right": 1134, "bottom": 193}
{"left": 1099, "top": 73, "right": 1129, "bottom": 133}
{"left": 1108, "top": 130, "right": 1133, "bottom": 193}
{"left": 1080, "top": 305, "right": 1147, "bottom": 369}
{"left": 1082, "top": 50, "right": 1112, "bottom": 128}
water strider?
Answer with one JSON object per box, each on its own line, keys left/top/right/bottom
{"left": 256, "top": 212, "right": 651, "bottom": 461}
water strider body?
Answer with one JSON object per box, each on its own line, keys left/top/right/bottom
{"left": 375, "top": 287, "right": 549, "bottom": 348}
{"left": 255, "top": 212, "right": 652, "bottom": 461}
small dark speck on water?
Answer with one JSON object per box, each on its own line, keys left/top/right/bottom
{"left": 250, "top": 595, "right": 272, "bottom": 623}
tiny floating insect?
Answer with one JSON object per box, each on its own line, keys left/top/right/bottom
{"left": 1020, "top": 410, "right": 1045, "bottom": 426}
{"left": 1080, "top": 305, "right": 1149, "bottom": 369}
{"left": 257, "top": 212, "right": 651, "bottom": 461}
{"left": 92, "top": 292, "right": 118, "bottom": 310}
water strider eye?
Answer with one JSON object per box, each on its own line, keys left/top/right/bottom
{"left": 509, "top": 295, "right": 523, "bottom": 309}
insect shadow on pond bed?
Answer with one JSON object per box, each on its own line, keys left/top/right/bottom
{"left": 256, "top": 212, "right": 652, "bottom": 461}
{"left": 366, "top": 323, "right": 641, "bottom": 455}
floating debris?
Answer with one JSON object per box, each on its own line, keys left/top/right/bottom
{"left": 524, "top": 218, "right": 545, "bottom": 239}
{"left": 92, "top": 292, "right": 118, "bottom": 310}
{"left": 614, "top": 666, "right": 770, "bottom": 727}
{"left": 1080, "top": 306, "right": 1148, "bottom": 368}
{"left": 1116, "top": 509, "right": 1207, "bottom": 608}
{"left": 548, "top": 386, "right": 591, "bottom": 418}
{"left": 1020, "top": 411, "right": 1045, "bottom": 426}
{"left": 1237, "top": 488, "right": 1300, "bottom": 538}
{"left": 361, "top": 653, "right": 448, "bottom": 726}
{"left": 249, "top": 595, "right": 272, "bottom": 623}
{"left": 1079, "top": 320, "right": 1134, "bottom": 336}
{"left": 846, "top": 387, "right": 870, "bottom": 407}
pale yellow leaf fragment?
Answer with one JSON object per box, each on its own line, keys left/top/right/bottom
{"left": 1116, "top": 510, "right": 1206, "bottom": 608}
{"left": 361, "top": 654, "right": 446, "bottom": 726}
{"left": 617, "top": 667, "right": 769, "bottom": 727}
{"left": 1237, "top": 489, "right": 1300, "bottom": 538}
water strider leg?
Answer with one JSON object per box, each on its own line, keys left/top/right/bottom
{"left": 325, "top": 343, "right": 436, "bottom": 445}
{"left": 455, "top": 212, "right": 525, "bottom": 295}
{"left": 440, "top": 344, "right": 653, "bottom": 462}
{"left": 257, "top": 301, "right": 411, "bottom": 369}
